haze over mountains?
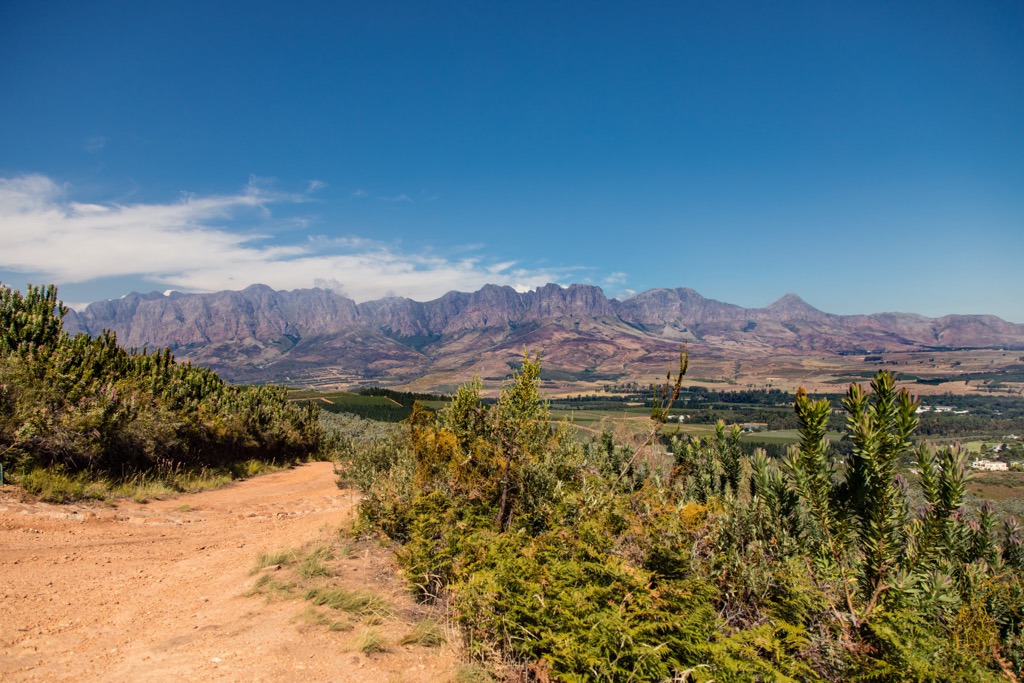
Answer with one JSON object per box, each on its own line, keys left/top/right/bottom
{"left": 62, "top": 283, "right": 1024, "bottom": 390}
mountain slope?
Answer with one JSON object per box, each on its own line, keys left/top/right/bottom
{"left": 64, "top": 283, "right": 1024, "bottom": 388}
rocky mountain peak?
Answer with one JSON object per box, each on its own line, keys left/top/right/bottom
{"left": 65, "top": 282, "right": 1024, "bottom": 386}
{"left": 764, "top": 293, "right": 828, "bottom": 319}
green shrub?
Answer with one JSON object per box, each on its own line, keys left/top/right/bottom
{"left": 335, "top": 355, "right": 1024, "bottom": 680}
{"left": 0, "top": 282, "right": 324, "bottom": 498}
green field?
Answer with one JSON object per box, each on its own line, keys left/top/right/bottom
{"left": 290, "top": 388, "right": 453, "bottom": 422}
{"left": 296, "top": 385, "right": 1024, "bottom": 467}
{"left": 290, "top": 390, "right": 413, "bottom": 421}
{"left": 297, "top": 392, "right": 810, "bottom": 444}
{"left": 548, "top": 405, "right": 649, "bottom": 423}
{"left": 739, "top": 428, "right": 844, "bottom": 445}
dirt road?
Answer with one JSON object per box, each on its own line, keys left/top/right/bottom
{"left": 0, "top": 463, "right": 459, "bottom": 682}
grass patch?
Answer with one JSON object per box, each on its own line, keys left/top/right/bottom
{"left": 298, "top": 606, "right": 354, "bottom": 632}
{"left": 329, "top": 618, "right": 355, "bottom": 632}
{"left": 351, "top": 628, "right": 388, "bottom": 654}
{"left": 15, "top": 468, "right": 109, "bottom": 503}
{"left": 245, "top": 533, "right": 415, "bottom": 646}
{"left": 246, "top": 573, "right": 297, "bottom": 598}
{"left": 399, "top": 618, "right": 446, "bottom": 647}
{"left": 12, "top": 459, "right": 290, "bottom": 504}
{"left": 304, "top": 586, "right": 391, "bottom": 617}
{"left": 297, "top": 545, "right": 335, "bottom": 578}
{"left": 447, "top": 665, "right": 495, "bottom": 683}
{"left": 252, "top": 549, "right": 297, "bottom": 573}
{"left": 253, "top": 543, "right": 335, "bottom": 578}
{"left": 298, "top": 605, "right": 330, "bottom": 627}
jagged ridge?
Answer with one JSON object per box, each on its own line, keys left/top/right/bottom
{"left": 64, "top": 283, "right": 1024, "bottom": 386}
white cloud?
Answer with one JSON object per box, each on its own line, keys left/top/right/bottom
{"left": 487, "top": 261, "right": 517, "bottom": 274}
{"left": 603, "top": 271, "right": 628, "bottom": 286}
{"left": 312, "top": 277, "right": 348, "bottom": 296}
{"left": 0, "top": 174, "right": 580, "bottom": 303}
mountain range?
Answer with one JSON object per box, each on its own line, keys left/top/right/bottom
{"left": 64, "top": 283, "right": 1024, "bottom": 391}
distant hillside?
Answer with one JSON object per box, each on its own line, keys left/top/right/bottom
{"left": 64, "top": 283, "right": 1024, "bottom": 389}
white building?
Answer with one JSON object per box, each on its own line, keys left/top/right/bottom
{"left": 971, "top": 459, "right": 1009, "bottom": 472}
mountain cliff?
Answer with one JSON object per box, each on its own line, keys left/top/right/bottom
{"left": 63, "top": 283, "right": 1024, "bottom": 388}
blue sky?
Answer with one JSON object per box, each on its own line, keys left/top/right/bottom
{"left": 1, "top": 1, "right": 1022, "bottom": 321}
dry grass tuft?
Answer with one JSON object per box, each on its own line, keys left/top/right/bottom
{"left": 399, "top": 618, "right": 447, "bottom": 647}
{"left": 352, "top": 627, "right": 388, "bottom": 654}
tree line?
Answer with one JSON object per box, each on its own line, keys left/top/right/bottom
{"left": 1, "top": 284, "right": 323, "bottom": 489}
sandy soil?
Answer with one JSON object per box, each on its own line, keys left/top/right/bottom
{"left": 0, "top": 462, "right": 460, "bottom": 682}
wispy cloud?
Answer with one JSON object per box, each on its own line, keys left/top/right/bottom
{"left": 487, "top": 261, "right": 517, "bottom": 274}
{"left": 603, "top": 271, "right": 628, "bottom": 286}
{"left": 83, "top": 136, "right": 107, "bottom": 153}
{"left": 379, "top": 193, "right": 413, "bottom": 204}
{"left": 0, "top": 174, "right": 579, "bottom": 304}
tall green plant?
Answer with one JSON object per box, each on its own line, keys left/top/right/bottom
{"left": 671, "top": 419, "right": 743, "bottom": 503}
{"left": 772, "top": 372, "right": 1022, "bottom": 628}
{"left": 841, "top": 372, "right": 918, "bottom": 612}
{"left": 492, "top": 353, "right": 552, "bottom": 530}
{"left": 773, "top": 374, "right": 930, "bottom": 624}
{"left": 0, "top": 283, "right": 66, "bottom": 355}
